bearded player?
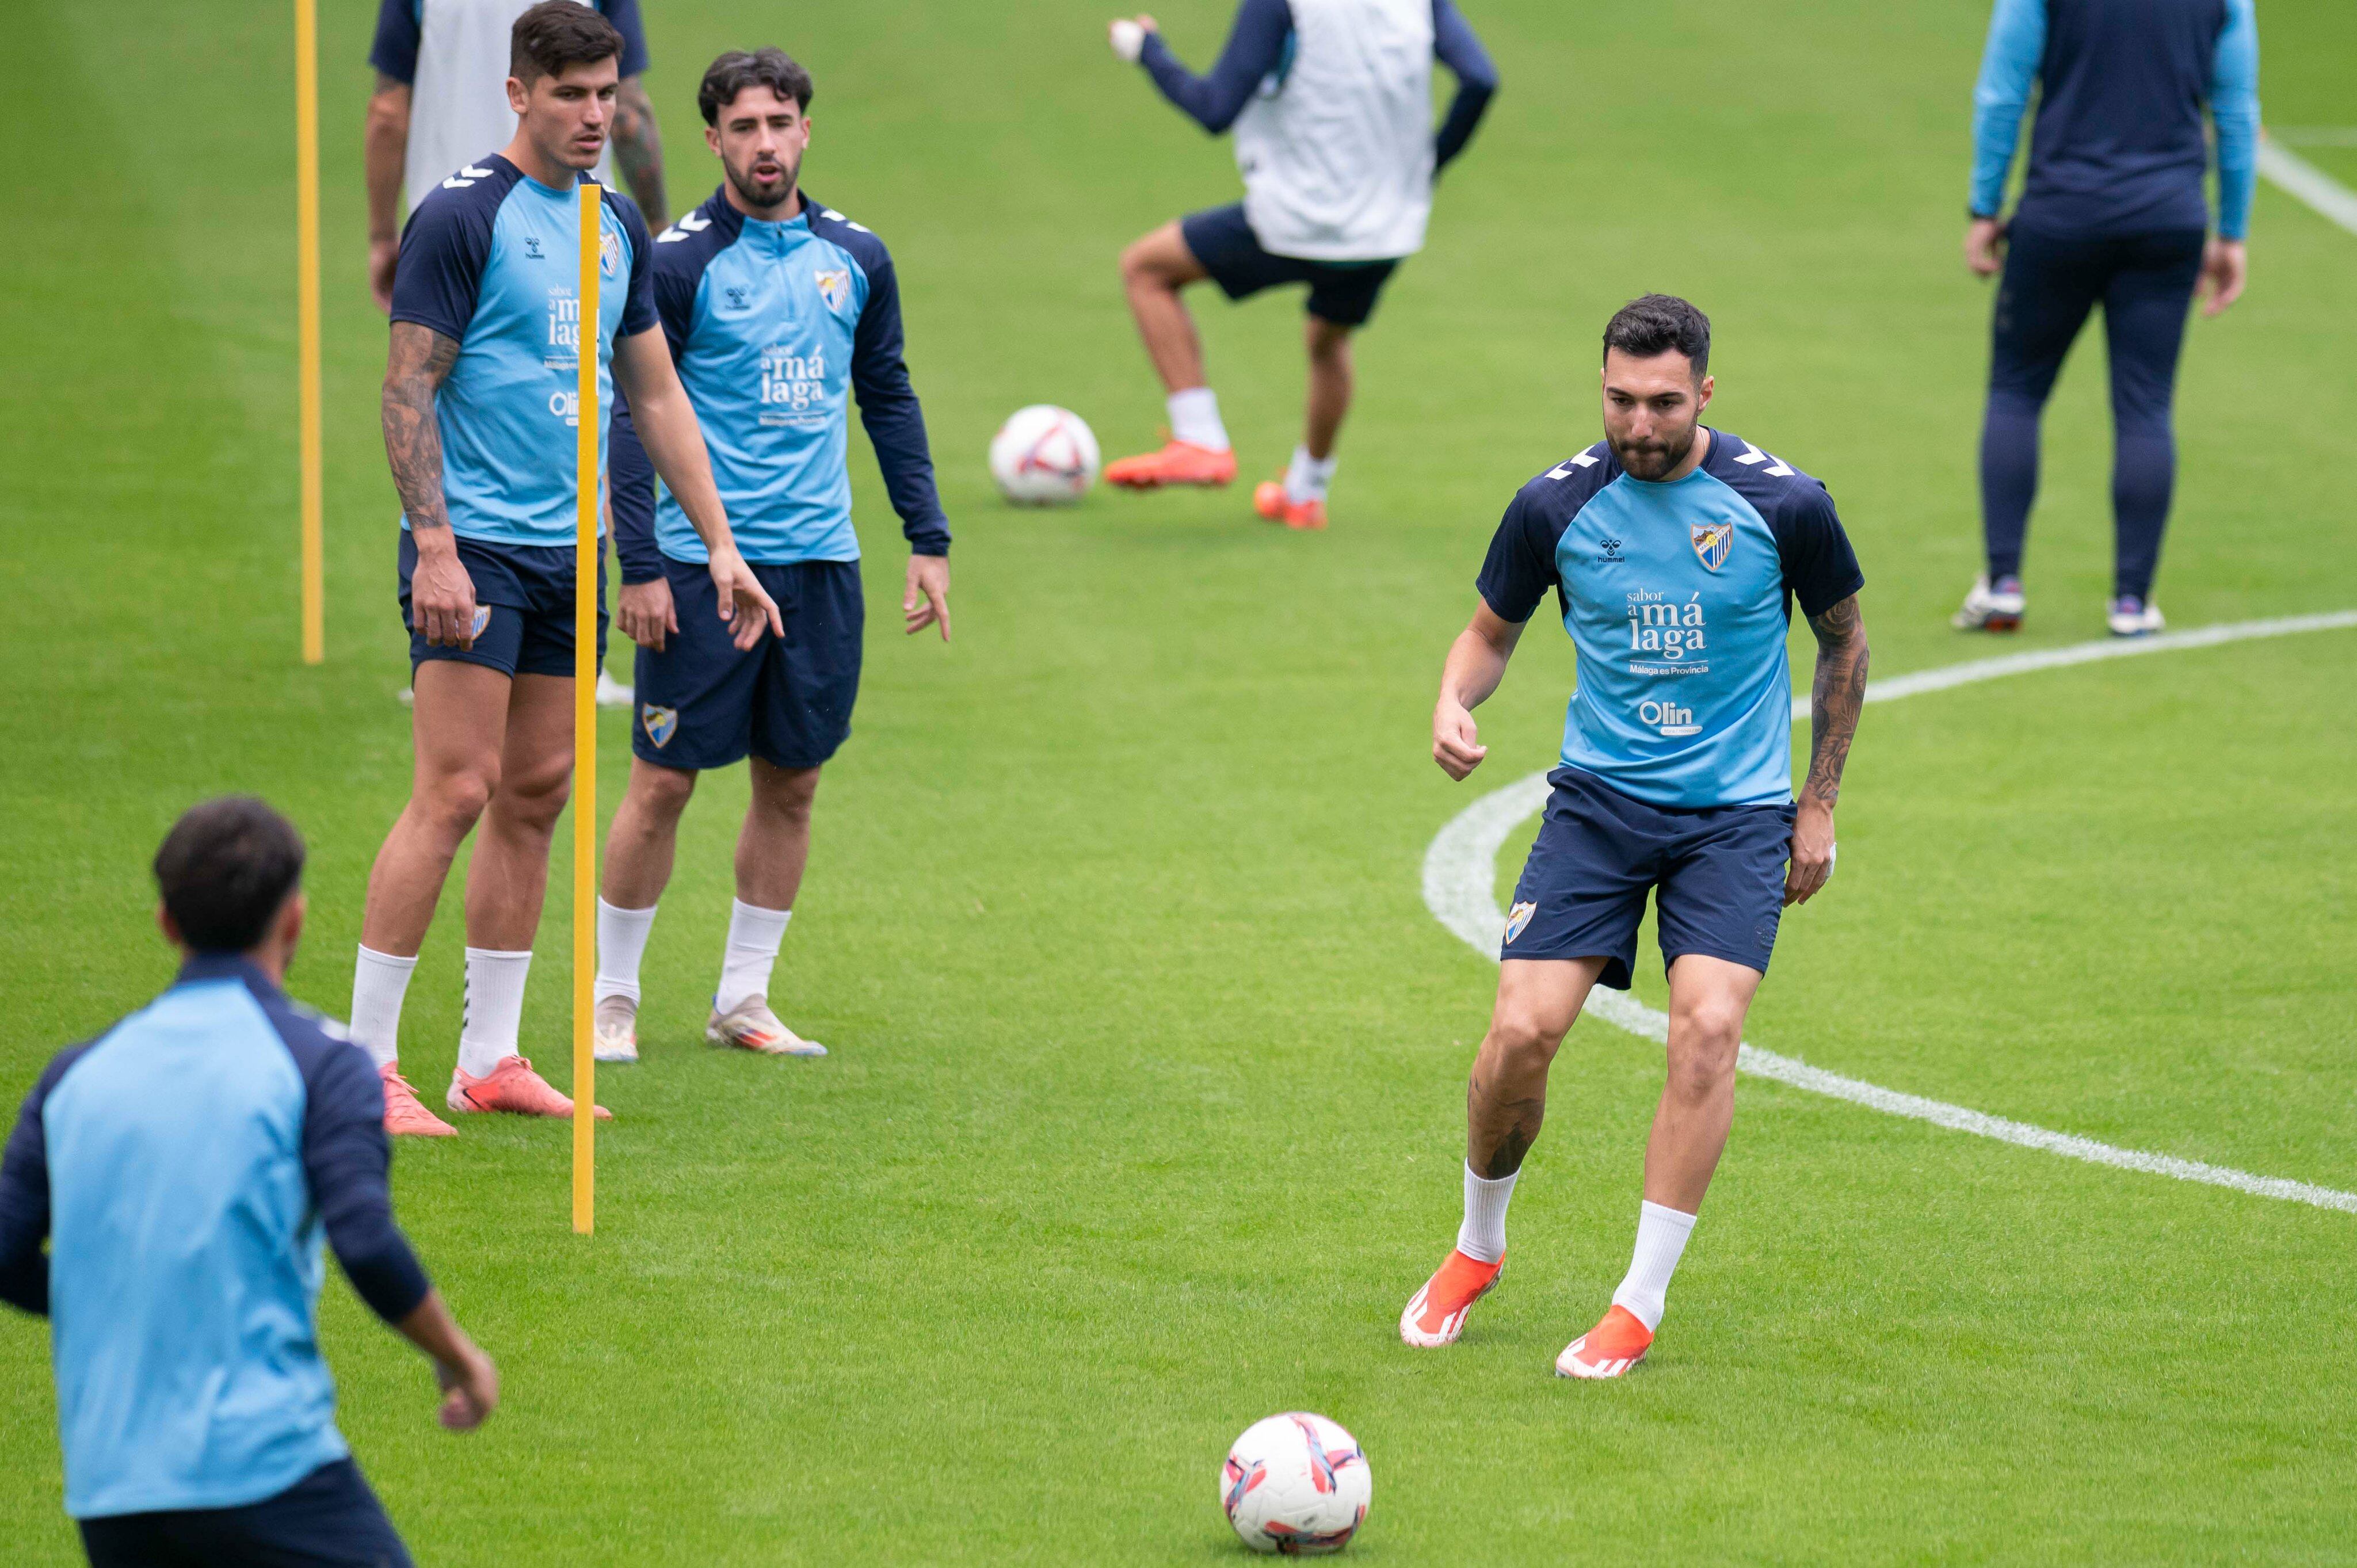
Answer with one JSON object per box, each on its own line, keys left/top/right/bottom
{"left": 351, "top": 2, "right": 779, "bottom": 1135}
{"left": 590, "top": 48, "right": 953, "bottom": 1062}
{"left": 1399, "top": 295, "right": 1870, "bottom": 1378}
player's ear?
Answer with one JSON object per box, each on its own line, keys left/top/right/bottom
{"left": 1696, "top": 374, "right": 1714, "bottom": 411}
{"left": 156, "top": 902, "right": 184, "bottom": 952}
{"left": 706, "top": 123, "right": 723, "bottom": 159}
{"left": 506, "top": 75, "right": 529, "bottom": 117}
{"left": 277, "top": 890, "right": 307, "bottom": 955}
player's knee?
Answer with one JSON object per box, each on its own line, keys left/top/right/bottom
{"left": 1485, "top": 1012, "right": 1562, "bottom": 1074}
{"left": 1666, "top": 1002, "right": 1744, "bottom": 1094}
{"left": 422, "top": 766, "right": 497, "bottom": 834}
{"left": 1120, "top": 235, "right": 1178, "bottom": 291}
{"left": 498, "top": 759, "right": 573, "bottom": 830}
{"left": 634, "top": 765, "right": 697, "bottom": 821}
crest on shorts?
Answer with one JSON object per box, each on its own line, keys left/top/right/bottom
{"left": 1691, "top": 520, "right": 1734, "bottom": 572}
{"left": 641, "top": 704, "right": 678, "bottom": 748}
{"left": 1504, "top": 901, "right": 1537, "bottom": 945}
{"left": 813, "top": 268, "right": 852, "bottom": 312}
{"left": 600, "top": 226, "right": 623, "bottom": 279}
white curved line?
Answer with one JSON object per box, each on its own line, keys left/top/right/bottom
{"left": 1422, "top": 612, "right": 2357, "bottom": 1214}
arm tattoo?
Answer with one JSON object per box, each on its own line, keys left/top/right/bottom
{"left": 381, "top": 323, "right": 459, "bottom": 531}
{"left": 612, "top": 79, "right": 668, "bottom": 228}
{"left": 1802, "top": 594, "right": 1869, "bottom": 806}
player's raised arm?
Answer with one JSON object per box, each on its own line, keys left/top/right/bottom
{"left": 611, "top": 327, "right": 781, "bottom": 648}
{"left": 380, "top": 322, "right": 478, "bottom": 649}
{"left": 1433, "top": 602, "right": 1524, "bottom": 781}
{"left": 1789, "top": 593, "right": 1868, "bottom": 906}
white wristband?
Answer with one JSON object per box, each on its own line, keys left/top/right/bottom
{"left": 1110, "top": 19, "right": 1146, "bottom": 62}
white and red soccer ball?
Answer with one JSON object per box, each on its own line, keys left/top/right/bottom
{"left": 1220, "top": 1412, "right": 1371, "bottom": 1555}
{"left": 987, "top": 404, "right": 1099, "bottom": 505}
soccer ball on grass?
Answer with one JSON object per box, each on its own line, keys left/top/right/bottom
{"left": 988, "top": 405, "right": 1099, "bottom": 504}
{"left": 1219, "top": 1412, "right": 1371, "bottom": 1554}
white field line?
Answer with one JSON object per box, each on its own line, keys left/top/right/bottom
{"left": 2258, "top": 137, "right": 2357, "bottom": 236}
{"left": 2271, "top": 127, "right": 2357, "bottom": 150}
{"left": 1420, "top": 613, "right": 2357, "bottom": 1214}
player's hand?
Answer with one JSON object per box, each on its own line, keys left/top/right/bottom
{"left": 2198, "top": 238, "right": 2247, "bottom": 317}
{"left": 1963, "top": 218, "right": 2007, "bottom": 278}
{"left": 409, "top": 532, "right": 481, "bottom": 650}
{"left": 617, "top": 577, "right": 677, "bottom": 653}
{"left": 1784, "top": 797, "right": 1836, "bottom": 906}
{"left": 1433, "top": 700, "right": 1487, "bottom": 781}
{"left": 1109, "top": 17, "right": 1154, "bottom": 61}
{"left": 707, "top": 550, "right": 783, "bottom": 652}
{"left": 434, "top": 1345, "right": 499, "bottom": 1433}
{"left": 370, "top": 238, "right": 399, "bottom": 314}
{"left": 905, "top": 554, "right": 951, "bottom": 642}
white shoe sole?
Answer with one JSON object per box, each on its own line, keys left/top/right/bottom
{"left": 1555, "top": 1336, "right": 1647, "bottom": 1379}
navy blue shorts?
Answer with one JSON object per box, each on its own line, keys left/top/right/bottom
{"left": 78, "top": 1458, "right": 412, "bottom": 1568}
{"left": 399, "top": 531, "right": 608, "bottom": 680}
{"left": 632, "top": 556, "right": 864, "bottom": 772}
{"left": 1501, "top": 768, "right": 1798, "bottom": 990}
{"left": 1178, "top": 204, "right": 1401, "bottom": 328}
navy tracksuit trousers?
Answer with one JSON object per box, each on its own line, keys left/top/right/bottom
{"left": 1979, "top": 224, "right": 2206, "bottom": 600}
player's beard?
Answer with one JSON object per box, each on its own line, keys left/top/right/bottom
{"left": 1611, "top": 422, "right": 1697, "bottom": 481}
{"left": 726, "top": 150, "right": 802, "bottom": 216}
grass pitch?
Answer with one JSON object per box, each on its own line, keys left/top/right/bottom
{"left": 3, "top": 1, "right": 2355, "bottom": 1561}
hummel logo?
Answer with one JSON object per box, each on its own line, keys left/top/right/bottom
{"left": 440, "top": 163, "right": 496, "bottom": 189}
{"left": 1545, "top": 451, "right": 1602, "bottom": 481}
{"left": 1734, "top": 441, "right": 1794, "bottom": 478}
{"left": 657, "top": 212, "right": 712, "bottom": 244}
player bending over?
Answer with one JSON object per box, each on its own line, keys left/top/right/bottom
{"left": 590, "top": 48, "right": 953, "bottom": 1062}
{"left": 1101, "top": 1, "right": 1496, "bottom": 529}
{"left": 1401, "top": 296, "right": 1869, "bottom": 1378}
{"left": 352, "top": 2, "right": 780, "bottom": 1136}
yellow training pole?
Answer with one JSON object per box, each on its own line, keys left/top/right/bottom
{"left": 572, "top": 183, "right": 602, "bottom": 1234}
{"left": 293, "top": 0, "right": 325, "bottom": 664}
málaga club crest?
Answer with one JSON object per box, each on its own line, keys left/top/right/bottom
{"left": 1691, "top": 521, "right": 1733, "bottom": 572}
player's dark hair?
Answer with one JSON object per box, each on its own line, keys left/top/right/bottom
{"left": 1603, "top": 294, "right": 1713, "bottom": 380}
{"left": 152, "top": 798, "right": 306, "bottom": 955}
{"left": 699, "top": 48, "right": 816, "bottom": 125}
{"left": 510, "top": 1, "right": 624, "bottom": 87}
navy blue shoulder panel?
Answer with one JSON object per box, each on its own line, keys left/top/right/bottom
{"left": 647, "top": 189, "right": 745, "bottom": 352}
{"left": 1475, "top": 444, "right": 1620, "bottom": 623}
{"left": 1702, "top": 431, "right": 1864, "bottom": 619}
{"left": 804, "top": 197, "right": 894, "bottom": 278}
{"left": 390, "top": 153, "right": 524, "bottom": 344}
{"left": 597, "top": 185, "right": 659, "bottom": 339}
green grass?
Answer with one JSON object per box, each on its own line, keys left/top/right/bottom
{"left": 3, "top": 1, "right": 2355, "bottom": 1561}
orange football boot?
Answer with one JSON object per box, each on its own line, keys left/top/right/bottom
{"left": 1399, "top": 1249, "right": 1504, "bottom": 1348}
{"left": 1252, "top": 480, "right": 1326, "bottom": 531}
{"left": 1556, "top": 1304, "right": 1653, "bottom": 1379}
{"left": 1103, "top": 437, "right": 1237, "bottom": 490}
{"left": 445, "top": 1055, "right": 611, "bottom": 1120}
{"left": 380, "top": 1064, "right": 456, "bottom": 1138}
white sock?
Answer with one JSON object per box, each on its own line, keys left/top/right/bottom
{"left": 349, "top": 946, "right": 417, "bottom": 1069}
{"left": 714, "top": 899, "right": 792, "bottom": 1015}
{"left": 1166, "top": 387, "right": 1230, "bottom": 452}
{"left": 455, "top": 947, "right": 533, "bottom": 1078}
{"left": 1609, "top": 1200, "right": 1698, "bottom": 1332}
{"left": 1283, "top": 445, "right": 1337, "bottom": 505}
{"left": 594, "top": 898, "right": 658, "bottom": 1004}
{"left": 1455, "top": 1162, "right": 1519, "bottom": 1264}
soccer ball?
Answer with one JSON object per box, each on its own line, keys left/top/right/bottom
{"left": 988, "top": 405, "right": 1099, "bottom": 505}
{"left": 1219, "top": 1412, "right": 1371, "bottom": 1555}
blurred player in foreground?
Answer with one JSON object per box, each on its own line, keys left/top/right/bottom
{"left": 0, "top": 799, "right": 495, "bottom": 1567}
{"left": 1401, "top": 296, "right": 1869, "bottom": 1378}
{"left": 366, "top": 0, "right": 669, "bottom": 311}
{"left": 1101, "top": 1, "right": 1496, "bottom": 529}
{"left": 353, "top": 2, "right": 779, "bottom": 1136}
{"left": 592, "top": 48, "right": 953, "bottom": 1062}
{"left": 1954, "top": 0, "right": 2259, "bottom": 637}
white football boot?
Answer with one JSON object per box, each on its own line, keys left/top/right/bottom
{"left": 2107, "top": 594, "right": 2165, "bottom": 638}
{"left": 706, "top": 995, "right": 827, "bottom": 1056}
{"left": 592, "top": 994, "right": 639, "bottom": 1063}
{"left": 1951, "top": 573, "right": 2026, "bottom": 631}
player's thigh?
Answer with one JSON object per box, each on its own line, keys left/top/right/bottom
{"left": 409, "top": 659, "right": 514, "bottom": 798}
{"left": 1123, "top": 218, "right": 1211, "bottom": 288}
{"left": 1989, "top": 227, "right": 2107, "bottom": 403}
{"left": 634, "top": 558, "right": 761, "bottom": 772}
{"left": 1501, "top": 770, "right": 1658, "bottom": 990}
{"left": 2099, "top": 229, "right": 2205, "bottom": 429}
{"left": 1653, "top": 804, "right": 1794, "bottom": 981}
{"left": 1662, "top": 953, "right": 1763, "bottom": 1051}
{"left": 494, "top": 672, "right": 579, "bottom": 810}
{"left": 752, "top": 562, "right": 863, "bottom": 770}
{"left": 1492, "top": 955, "right": 1611, "bottom": 1052}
